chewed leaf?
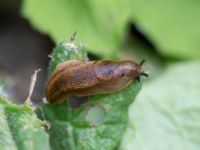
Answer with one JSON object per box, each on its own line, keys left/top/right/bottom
{"left": 40, "top": 80, "right": 142, "bottom": 150}
{"left": 39, "top": 39, "right": 143, "bottom": 150}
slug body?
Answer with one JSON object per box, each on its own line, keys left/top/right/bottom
{"left": 45, "top": 60, "right": 144, "bottom": 103}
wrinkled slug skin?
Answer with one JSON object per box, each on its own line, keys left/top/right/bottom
{"left": 45, "top": 60, "right": 142, "bottom": 103}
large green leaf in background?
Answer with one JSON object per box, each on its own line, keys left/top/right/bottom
{"left": 0, "top": 96, "right": 50, "bottom": 150}
{"left": 39, "top": 39, "right": 143, "bottom": 150}
{"left": 131, "top": 0, "right": 200, "bottom": 59}
{"left": 21, "top": 0, "right": 131, "bottom": 58}
{"left": 120, "top": 61, "right": 200, "bottom": 150}
{"left": 22, "top": 0, "right": 200, "bottom": 59}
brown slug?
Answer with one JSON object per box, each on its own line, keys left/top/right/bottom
{"left": 45, "top": 60, "right": 147, "bottom": 103}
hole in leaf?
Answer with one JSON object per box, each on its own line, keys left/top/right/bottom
{"left": 85, "top": 104, "right": 105, "bottom": 126}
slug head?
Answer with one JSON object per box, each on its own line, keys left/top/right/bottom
{"left": 114, "top": 60, "right": 148, "bottom": 82}
{"left": 95, "top": 60, "right": 147, "bottom": 93}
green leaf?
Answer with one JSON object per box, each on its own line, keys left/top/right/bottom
{"left": 0, "top": 96, "right": 50, "bottom": 150}
{"left": 131, "top": 0, "right": 200, "bottom": 59}
{"left": 40, "top": 39, "right": 143, "bottom": 150}
{"left": 21, "top": 0, "right": 200, "bottom": 58}
{"left": 48, "top": 39, "right": 88, "bottom": 74}
{"left": 21, "top": 0, "right": 131, "bottom": 58}
{"left": 120, "top": 61, "right": 200, "bottom": 150}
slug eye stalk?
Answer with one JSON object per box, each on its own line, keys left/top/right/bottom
{"left": 136, "top": 71, "right": 148, "bottom": 82}
{"left": 141, "top": 72, "right": 148, "bottom": 77}
{"left": 139, "top": 59, "right": 146, "bottom": 66}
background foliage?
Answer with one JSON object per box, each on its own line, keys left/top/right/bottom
{"left": 21, "top": 0, "right": 200, "bottom": 59}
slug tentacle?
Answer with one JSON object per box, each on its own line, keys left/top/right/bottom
{"left": 141, "top": 72, "right": 148, "bottom": 77}
{"left": 139, "top": 59, "right": 146, "bottom": 66}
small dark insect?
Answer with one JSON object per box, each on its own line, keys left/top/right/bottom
{"left": 45, "top": 60, "right": 148, "bottom": 103}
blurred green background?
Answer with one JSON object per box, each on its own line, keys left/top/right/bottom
{"left": 0, "top": 0, "right": 200, "bottom": 149}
